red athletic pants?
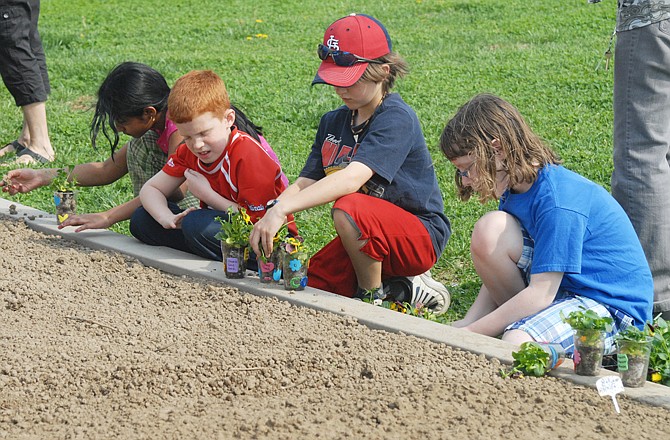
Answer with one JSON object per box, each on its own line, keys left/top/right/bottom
{"left": 307, "top": 193, "right": 436, "bottom": 297}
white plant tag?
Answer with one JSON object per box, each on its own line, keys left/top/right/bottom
{"left": 596, "top": 376, "right": 624, "bottom": 414}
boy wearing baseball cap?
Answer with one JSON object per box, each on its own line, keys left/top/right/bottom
{"left": 250, "top": 14, "right": 452, "bottom": 313}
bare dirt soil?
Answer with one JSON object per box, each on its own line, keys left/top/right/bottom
{"left": 1, "top": 216, "right": 669, "bottom": 439}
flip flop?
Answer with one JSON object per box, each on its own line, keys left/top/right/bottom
{"left": 14, "top": 143, "right": 50, "bottom": 164}
{"left": 0, "top": 140, "right": 22, "bottom": 158}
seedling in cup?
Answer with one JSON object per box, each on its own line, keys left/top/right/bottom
{"left": 51, "top": 168, "right": 79, "bottom": 225}
{"left": 562, "top": 308, "right": 613, "bottom": 376}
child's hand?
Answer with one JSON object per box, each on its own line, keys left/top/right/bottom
{"left": 183, "top": 169, "right": 213, "bottom": 202}
{"left": 158, "top": 207, "right": 197, "bottom": 229}
{"left": 1, "top": 169, "right": 48, "bottom": 195}
{"left": 249, "top": 206, "right": 287, "bottom": 257}
{"left": 58, "top": 212, "right": 112, "bottom": 232}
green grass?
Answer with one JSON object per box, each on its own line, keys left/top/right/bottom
{"left": 0, "top": 0, "right": 617, "bottom": 322}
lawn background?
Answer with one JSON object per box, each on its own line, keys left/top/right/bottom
{"left": 0, "top": 0, "right": 617, "bottom": 321}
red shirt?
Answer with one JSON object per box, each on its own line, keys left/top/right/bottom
{"left": 162, "top": 128, "right": 296, "bottom": 233}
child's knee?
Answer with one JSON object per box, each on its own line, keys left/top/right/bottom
{"left": 332, "top": 208, "right": 358, "bottom": 236}
{"left": 471, "top": 211, "right": 521, "bottom": 260}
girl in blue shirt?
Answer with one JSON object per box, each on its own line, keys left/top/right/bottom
{"left": 440, "top": 93, "right": 652, "bottom": 355}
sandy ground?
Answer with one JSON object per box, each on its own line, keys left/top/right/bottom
{"left": 1, "top": 215, "right": 669, "bottom": 439}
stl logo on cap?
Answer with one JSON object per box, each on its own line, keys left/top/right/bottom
{"left": 326, "top": 35, "right": 339, "bottom": 51}
{"left": 313, "top": 14, "right": 392, "bottom": 88}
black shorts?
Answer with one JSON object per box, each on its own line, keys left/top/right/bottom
{"left": 0, "top": 0, "right": 49, "bottom": 107}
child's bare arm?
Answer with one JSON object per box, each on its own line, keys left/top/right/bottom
{"left": 183, "top": 169, "right": 236, "bottom": 212}
{"left": 139, "top": 171, "right": 186, "bottom": 229}
{"left": 463, "top": 272, "right": 563, "bottom": 337}
{"left": 68, "top": 145, "right": 129, "bottom": 186}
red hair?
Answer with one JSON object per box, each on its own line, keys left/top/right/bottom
{"left": 168, "top": 70, "right": 230, "bottom": 123}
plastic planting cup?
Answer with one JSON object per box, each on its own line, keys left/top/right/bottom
{"left": 257, "top": 247, "right": 282, "bottom": 284}
{"left": 54, "top": 191, "right": 77, "bottom": 225}
{"left": 282, "top": 251, "right": 309, "bottom": 291}
{"left": 616, "top": 337, "right": 652, "bottom": 388}
{"left": 221, "top": 243, "right": 248, "bottom": 279}
{"left": 573, "top": 329, "right": 606, "bottom": 376}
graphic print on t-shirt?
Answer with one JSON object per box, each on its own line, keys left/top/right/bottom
{"left": 320, "top": 132, "right": 385, "bottom": 198}
{"left": 321, "top": 133, "right": 358, "bottom": 176}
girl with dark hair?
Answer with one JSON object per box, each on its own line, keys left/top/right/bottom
{"left": 2, "top": 61, "right": 286, "bottom": 231}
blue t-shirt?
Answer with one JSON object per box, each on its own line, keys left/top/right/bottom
{"left": 500, "top": 165, "right": 653, "bottom": 327}
{"left": 299, "top": 93, "right": 451, "bottom": 258}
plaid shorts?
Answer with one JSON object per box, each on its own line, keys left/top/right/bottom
{"left": 516, "top": 227, "right": 534, "bottom": 285}
{"left": 507, "top": 227, "right": 635, "bottom": 356}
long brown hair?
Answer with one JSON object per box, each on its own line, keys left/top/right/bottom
{"left": 439, "top": 93, "right": 561, "bottom": 203}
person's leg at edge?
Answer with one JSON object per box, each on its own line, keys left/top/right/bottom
{"left": 19, "top": 0, "right": 53, "bottom": 162}
{"left": 612, "top": 21, "right": 670, "bottom": 319}
{"left": 17, "top": 101, "right": 54, "bottom": 163}
{"left": 129, "top": 203, "right": 191, "bottom": 253}
{"left": 453, "top": 211, "right": 526, "bottom": 327}
{"left": 0, "top": 0, "right": 54, "bottom": 162}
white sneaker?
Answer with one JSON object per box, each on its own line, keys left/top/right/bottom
{"left": 407, "top": 271, "right": 450, "bottom": 315}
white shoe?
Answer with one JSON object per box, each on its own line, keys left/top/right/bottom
{"left": 407, "top": 271, "right": 450, "bottom": 315}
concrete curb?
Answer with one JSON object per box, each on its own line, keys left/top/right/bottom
{"left": 2, "top": 196, "right": 670, "bottom": 410}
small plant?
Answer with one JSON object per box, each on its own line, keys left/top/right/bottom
{"left": 214, "top": 207, "right": 253, "bottom": 246}
{"left": 616, "top": 324, "right": 653, "bottom": 388}
{"left": 562, "top": 307, "right": 612, "bottom": 376}
{"left": 51, "top": 168, "right": 78, "bottom": 193}
{"left": 561, "top": 308, "right": 613, "bottom": 339}
{"left": 500, "top": 342, "right": 552, "bottom": 379}
{"left": 648, "top": 316, "right": 670, "bottom": 386}
{"left": 615, "top": 325, "right": 652, "bottom": 355}
{"left": 281, "top": 235, "right": 309, "bottom": 256}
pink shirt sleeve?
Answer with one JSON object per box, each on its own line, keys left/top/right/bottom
{"left": 156, "top": 118, "right": 179, "bottom": 154}
{"left": 259, "top": 135, "right": 290, "bottom": 188}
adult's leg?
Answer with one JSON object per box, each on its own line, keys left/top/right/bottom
{"left": 611, "top": 20, "right": 670, "bottom": 317}
{"left": 18, "top": 101, "right": 54, "bottom": 163}
{"left": 0, "top": 0, "right": 53, "bottom": 161}
{"left": 19, "top": 0, "right": 53, "bottom": 162}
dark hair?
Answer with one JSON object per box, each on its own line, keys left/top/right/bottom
{"left": 91, "top": 62, "right": 170, "bottom": 157}
{"left": 231, "top": 105, "right": 263, "bottom": 142}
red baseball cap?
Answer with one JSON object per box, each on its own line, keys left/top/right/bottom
{"left": 312, "top": 14, "right": 392, "bottom": 88}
